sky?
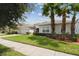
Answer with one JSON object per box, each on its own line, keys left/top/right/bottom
{"left": 24, "top": 3, "right": 50, "bottom": 24}
{"left": 23, "top": 3, "right": 79, "bottom": 25}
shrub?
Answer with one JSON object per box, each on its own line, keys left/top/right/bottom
{"left": 7, "top": 31, "right": 18, "bottom": 34}
{"left": 62, "top": 32, "right": 69, "bottom": 35}
{"left": 26, "top": 32, "right": 30, "bottom": 35}
{"left": 1, "top": 31, "right": 5, "bottom": 33}
{"left": 71, "top": 34, "right": 78, "bottom": 42}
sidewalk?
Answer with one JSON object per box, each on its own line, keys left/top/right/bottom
{"left": 0, "top": 34, "right": 20, "bottom": 38}
{"left": 0, "top": 38, "right": 75, "bottom": 56}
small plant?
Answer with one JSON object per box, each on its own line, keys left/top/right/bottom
{"left": 62, "top": 32, "right": 69, "bottom": 35}
{"left": 26, "top": 32, "right": 30, "bottom": 35}
{"left": 71, "top": 34, "right": 78, "bottom": 42}
{"left": 52, "top": 32, "right": 57, "bottom": 35}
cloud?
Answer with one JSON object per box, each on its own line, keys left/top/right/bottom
{"left": 38, "top": 13, "right": 42, "bottom": 16}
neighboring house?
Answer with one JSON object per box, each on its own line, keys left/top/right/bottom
{"left": 35, "top": 20, "right": 79, "bottom": 34}
{"left": 17, "top": 23, "right": 35, "bottom": 34}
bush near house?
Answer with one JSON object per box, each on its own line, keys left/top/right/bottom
{"left": 33, "top": 33, "right": 78, "bottom": 42}
{"left": 7, "top": 31, "right": 18, "bottom": 34}
{"left": 71, "top": 34, "right": 78, "bottom": 42}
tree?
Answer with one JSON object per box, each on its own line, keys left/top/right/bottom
{"left": 71, "top": 4, "right": 79, "bottom": 35}
{"left": 7, "top": 22, "right": 18, "bottom": 33}
{"left": 0, "top": 3, "right": 32, "bottom": 30}
{"left": 42, "top": 3, "right": 60, "bottom": 34}
{"left": 56, "top": 3, "right": 71, "bottom": 34}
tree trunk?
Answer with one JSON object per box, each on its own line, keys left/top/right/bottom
{"left": 61, "top": 11, "right": 66, "bottom": 34}
{"left": 71, "top": 11, "right": 76, "bottom": 35}
{"left": 50, "top": 12, "right": 55, "bottom": 34}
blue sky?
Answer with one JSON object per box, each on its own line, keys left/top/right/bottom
{"left": 23, "top": 3, "right": 79, "bottom": 24}
{"left": 24, "top": 3, "right": 50, "bottom": 24}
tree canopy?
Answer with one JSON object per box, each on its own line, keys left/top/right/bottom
{"left": 0, "top": 3, "right": 30, "bottom": 29}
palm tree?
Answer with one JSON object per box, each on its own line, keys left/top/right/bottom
{"left": 56, "top": 3, "right": 71, "bottom": 34}
{"left": 71, "top": 4, "right": 79, "bottom": 35}
{"left": 42, "top": 3, "right": 60, "bottom": 34}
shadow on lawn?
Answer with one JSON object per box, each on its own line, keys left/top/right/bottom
{"left": 28, "top": 36, "right": 59, "bottom": 47}
{"left": 0, "top": 46, "right": 10, "bottom": 56}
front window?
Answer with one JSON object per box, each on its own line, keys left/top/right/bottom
{"left": 42, "top": 26, "right": 49, "bottom": 33}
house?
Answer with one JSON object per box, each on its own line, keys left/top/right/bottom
{"left": 34, "top": 20, "right": 79, "bottom": 34}
{"left": 17, "top": 23, "right": 35, "bottom": 34}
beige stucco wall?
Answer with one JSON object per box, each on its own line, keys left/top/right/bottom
{"left": 38, "top": 25, "right": 52, "bottom": 33}
{"left": 17, "top": 25, "right": 34, "bottom": 34}
{"left": 55, "top": 24, "right": 71, "bottom": 34}
{"left": 38, "top": 23, "right": 71, "bottom": 34}
{"left": 55, "top": 24, "right": 61, "bottom": 34}
{"left": 66, "top": 23, "right": 71, "bottom": 34}
{"left": 75, "top": 22, "right": 79, "bottom": 34}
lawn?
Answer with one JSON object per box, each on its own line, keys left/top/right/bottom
{"left": 3, "top": 35, "right": 79, "bottom": 56}
{"left": 0, "top": 44, "right": 24, "bottom": 56}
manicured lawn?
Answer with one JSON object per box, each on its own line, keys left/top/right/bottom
{"left": 4, "top": 35, "right": 79, "bottom": 55}
{"left": 0, "top": 44, "right": 24, "bottom": 56}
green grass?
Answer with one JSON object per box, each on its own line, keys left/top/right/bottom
{"left": 4, "top": 35, "right": 79, "bottom": 56}
{"left": 0, "top": 44, "right": 24, "bottom": 56}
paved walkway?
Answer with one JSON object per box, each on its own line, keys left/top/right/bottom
{"left": 0, "top": 38, "right": 75, "bottom": 56}
{"left": 0, "top": 34, "right": 20, "bottom": 38}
